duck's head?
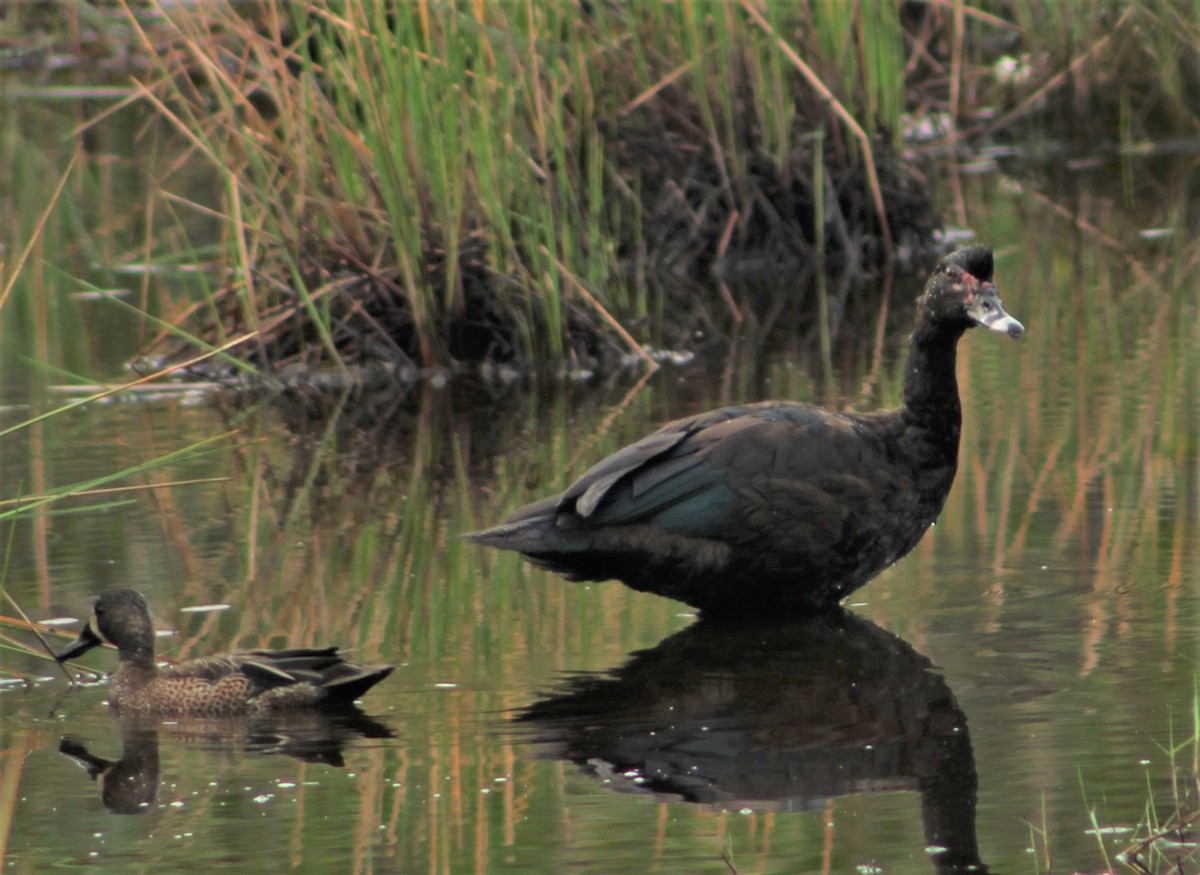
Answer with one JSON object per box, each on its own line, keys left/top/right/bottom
{"left": 921, "top": 246, "right": 1024, "bottom": 339}
{"left": 56, "top": 588, "right": 156, "bottom": 665}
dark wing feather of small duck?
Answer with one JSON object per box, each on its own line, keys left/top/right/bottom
{"left": 162, "top": 647, "right": 390, "bottom": 703}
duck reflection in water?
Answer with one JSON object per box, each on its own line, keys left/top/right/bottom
{"left": 515, "top": 609, "right": 988, "bottom": 874}
{"left": 60, "top": 725, "right": 160, "bottom": 815}
{"left": 59, "top": 708, "right": 393, "bottom": 815}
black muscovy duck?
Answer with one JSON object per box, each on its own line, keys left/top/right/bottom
{"left": 466, "top": 246, "right": 1023, "bottom": 615}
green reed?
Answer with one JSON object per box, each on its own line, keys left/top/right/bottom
{"left": 0, "top": 107, "right": 88, "bottom": 378}
{"left": 1064, "top": 682, "right": 1200, "bottom": 875}
{"left": 125, "top": 0, "right": 916, "bottom": 369}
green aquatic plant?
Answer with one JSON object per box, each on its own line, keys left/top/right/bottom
{"left": 1114, "top": 679, "right": 1199, "bottom": 874}
{"left": 117, "top": 0, "right": 927, "bottom": 374}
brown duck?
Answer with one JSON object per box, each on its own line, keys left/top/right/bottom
{"left": 466, "top": 246, "right": 1023, "bottom": 616}
{"left": 56, "top": 589, "right": 393, "bottom": 716}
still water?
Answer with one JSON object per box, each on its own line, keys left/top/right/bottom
{"left": 1, "top": 215, "right": 1196, "bottom": 873}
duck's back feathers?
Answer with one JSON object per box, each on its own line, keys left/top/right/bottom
{"left": 160, "top": 647, "right": 394, "bottom": 711}
{"left": 113, "top": 648, "right": 394, "bottom": 716}
{"left": 468, "top": 402, "right": 922, "bottom": 613}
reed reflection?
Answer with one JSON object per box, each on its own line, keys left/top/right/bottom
{"left": 516, "top": 609, "right": 988, "bottom": 874}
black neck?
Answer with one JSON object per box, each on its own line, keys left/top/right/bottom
{"left": 901, "top": 320, "right": 965, "bottom": 432}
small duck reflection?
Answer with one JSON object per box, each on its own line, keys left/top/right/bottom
{"left": 60, "top": 708, "right": 393, "bottom": 815}
{"left": 60, "top": 726, "right": 159, "bottom": 815}
{"left": 515, "top": 609, "right": 988, "bottom": 874}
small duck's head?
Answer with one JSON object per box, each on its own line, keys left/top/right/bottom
{"left": 56, "top": 588, "right": 156, "bottom": 665}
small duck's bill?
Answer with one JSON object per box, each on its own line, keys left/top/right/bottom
{"left": 56, "top": 622, "right": 104, "bottom": 663}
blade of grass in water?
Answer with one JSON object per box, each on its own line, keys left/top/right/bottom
{"left": 0, "top": 433, "right": 237, "bottom": 522}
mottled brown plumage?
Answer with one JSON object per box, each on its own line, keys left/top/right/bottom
{"left": 466, "top": 246, "right": 1023, "bottom": 615}
{"left": 56, "top": 589, "right": 394, "bottom": 717}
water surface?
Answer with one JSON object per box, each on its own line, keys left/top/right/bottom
{"left": 2, "top": 248, "right": 1195, "bottom": 872}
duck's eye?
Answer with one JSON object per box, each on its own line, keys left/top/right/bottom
{"left": 944, "top": 266, "right": 956, "bottom": 277}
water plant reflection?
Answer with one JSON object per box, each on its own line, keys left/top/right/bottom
{"left": 515, "top": 609, "right": 988, "bottom": 874}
